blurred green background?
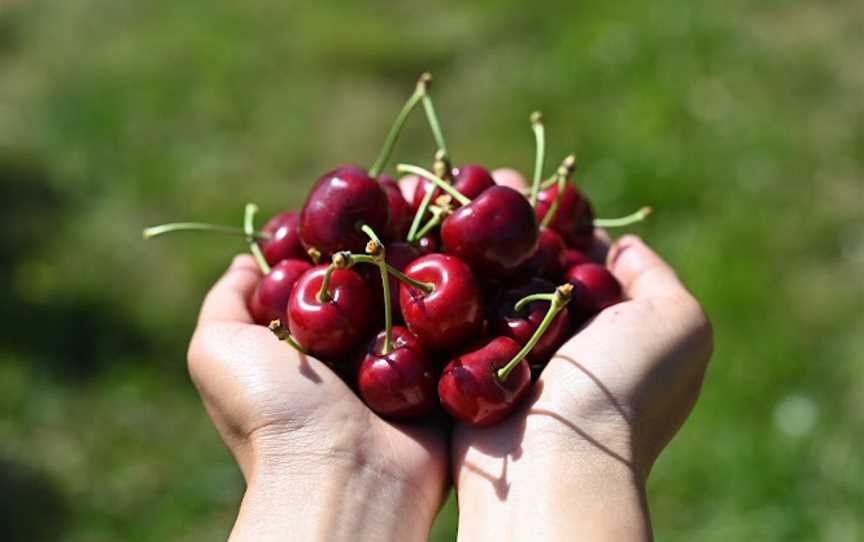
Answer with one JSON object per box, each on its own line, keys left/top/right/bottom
{"left": 1, "top": 0, "right": 861, "bottom": 540}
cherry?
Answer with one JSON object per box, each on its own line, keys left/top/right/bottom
{"left": 438, "top": 284, "right": 572, "bottom": 426}
{"left": 298, "top": 166, "right": 389, "bottom": 257}
{"left": 380, "top": 176, "right": 412, "bottom": 242}
{"left": 521, "top": 227, "right": 567, "bottom": 281}
{"left": 563, "top": 248, "right": 592, "bottom": 269}
{"left": 535, "top": 182, "right": 595, "bottom": 250}
{"left": 491, "top": 278, "right": 570, "bottom": 366}
{"left": 248, "top": 259, "right": 313, "bottom": 326}
{"left": 564, "top": 263, "right": 623, "bottom": 315}
{"left": 287, "top": 264, "right": 374, "bottom": 361}
{"left": 441, "top": 185, "right": 540, "bottom": 279}
{"left": 399, "top": 253, "right": 484, "bottom": 351}
{"left": 357, "top": 326, "right": 438, "bottom": 420}
{"left": 258, "top": 211, "right": 307, "bottom": 265}
{"left": 415, "top": 233, "right": 439, "bottom": 254}
{"left": 411, "top": 164, "right": 496, "bottom": 212}
{"left": 437, "top": 336, "right": 529, "bottom": 426}
{"left": 359, "top": 242, "right": 421, "bottom": 324}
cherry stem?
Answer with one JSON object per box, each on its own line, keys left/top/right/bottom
{"left": 408, "top": 181, "right": 437, "bottom": 242}
{"left": 529, "top": 111, "right": 545, "bottom": 207}
{"left": 497, "top": 283, "right": 573, "bottom": 382}
{"left": 316, "top": 263, "right": 336, "bottom": 303}
{"left": 346, "top": 253, "right": 435, "bottom": 294}
{"left": 359, "top": 226, "right": 393, "bottom": 355}
{"left": 594, "top": 206, "right": 652, "bottom": 228}
{"left": 244, "top": 203, "right": 271, "bottom": 274}
{"left": 142, "top": 222, "right": 272, "bottom": 240}
{"left": 397, "top": 164, "right": 470, "bottom": 206}
{"left": 420, "top": 78, "right": 449, "bottom": 160}
{"left": 368, "top": 73, "right": 430, "bottom": 177}
{"left": 513, "top": 292, "right": 556, "bottom": 313}
{"left": 413, "top": 205, "right": 445, "bottom": 241}
{"left": 540, "top": 154, "right": 577, "bottom": 229}
{"left": 268, "top": 319, "right": 308, "bottom": 354}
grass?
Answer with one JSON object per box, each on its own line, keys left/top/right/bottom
{"left": 0, "top": 0, "right": 861, "bottom": 540}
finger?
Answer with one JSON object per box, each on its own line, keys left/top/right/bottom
{"left": 607, "top": 235, "right": 688, "bottom": 299}
{"left": 198, "top": 254, "right": 262, "bottom": 324}
{"left": 491, "top": 168, "right": 528, "bottom": 192}
{"left": 398, "top": 174, "right": 420, "bottom": 201}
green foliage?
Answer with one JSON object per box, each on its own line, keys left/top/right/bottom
{"left": 0, "top": 0, "right": 861, "bottom": 540}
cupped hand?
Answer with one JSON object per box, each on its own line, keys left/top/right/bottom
{"left": 187, "top": 255, "right": 448, "bottom": 541}
{"left": 452, "top": 169, "right": 714, "bottom": 541}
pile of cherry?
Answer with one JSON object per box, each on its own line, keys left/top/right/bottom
{"left": 145, "top": 74, "right": 650, "bottom": 427}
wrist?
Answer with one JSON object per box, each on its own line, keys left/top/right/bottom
{"left": 229, "top": 432, "right": 438, "bottom": 542}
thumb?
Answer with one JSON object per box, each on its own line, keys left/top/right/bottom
{"left": 197, "top": 254, "right": 262, "bottom": 324}
{"left": 607, "top": 235, "right": 689, "bottom": 300}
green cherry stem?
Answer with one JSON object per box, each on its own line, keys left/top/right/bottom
{"left": 529, "top": 111, "right": 545, "bottom": 207}
{"left": 513, "top": 292, "right": 556, "bottom": 313}
{"left": 540, "top": 154, "right": 577, "bottom": 229}
{"left": 335, "top": 251, "right": 434, "bottom": 294}
{"left": 408, "top": 182, "right": 437, "bottom": 242}
{"left": 315, "top": 263, "right": 337, "bottom": 303}
{"left": 413, "top": 205, "right": 446, "bottom": 241}
{"left": 397, "top": 164, "right": 470, "bottom": 206}
{"left": 368, "top": 73, "right": 430, "bottom": 177}
{"left": 420, "top": 77, "right": 449, "bottom": 160}
{"left": 142, "top": 223, "right": 272, "bottom": 240}
{"left": 497, "top": 283, "right": 573, "bottom": 382}
{"left": 359, "top": 226, "right": 394, "bottom": 354}
{"left": 244, "top": 203, "right": 271, "bottom": 274}
{"left": 268, "top": 319, "right": 308, "bottom": 354}
{"left": 594, "top": 206, "right": 653, "bottom": 228}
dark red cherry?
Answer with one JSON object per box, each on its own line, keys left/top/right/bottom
{"left": 248, "top": 259, "right": 313, "bottom": 326}
{"left": 415, "top": 233, "right": 439, "bottom": 254}
{"left": 563, "top": 248, "right": 592, "bottom": 269}
{"left": 441, "top": 186, "right": 539, "bottom": 279}
{"left": 287, "top": 265, "right": 374, "bottom": 361}
{"left": 438, "top": 336, "right": 530, "bottom": 426}
{"left": 259, "top": 212, "right": 307, "bottom": 265}
{"left": 535, "top": 183, "right": 595, "bottom": 250}
{"left": 379, "top": 176, "right": 412, "bottom": 242}
{"left": 359, "top": 242, "right": 421, "bottom": 325}
{"left": 399, "top": 253, "right": 484, "bottom": 351}
{"left": 521, "top": 227, "right": 567, "bottom": 281}
{"left": 357, "top": 326, "right": 438, "bottom": 420}
{"left": 411, "top": 164, "right": 496, "bottom": 211}
{"left": 298, "top": 166, "right": 389, "bottom": 257}
{"left": 492, "top": 278, "right": 570, "bottom": 366}
{"left": 565, "top": 263, "right": 623, "bottom": 315}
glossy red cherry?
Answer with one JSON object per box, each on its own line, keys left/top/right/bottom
{"left": 399, "top": 253, "right": 484, "bottom": 351}
{"left": 437, "top": 336, "right": 530, "bottom": 426}
{"left": 492, "top": 278, "right": 570, "bottom": 366}
{"left": 565, "top": 263, "right": 623, "bottom": 314}
{"left": 357, "top": 326, "right": 438, "bottom": 420}
{"left": 411, "top": 164, "right": 496, "bottom": 211}
{"left": 441, "top": 186, "right": 539, "bottom": 279}
{"left": 287, "top": 264, "right": 374, "bottom": 360}
{"left": 535, "top": 183, "right": 595, "bottom": 250}
{"left": 360, "top": 242, "right": 421, "bottom": 325}
{"left": 415, "top": 233, "right": 439, "bottom": 254}
{"left": 522, "top": 227, "right": 567, "bottom": 281}
{"left": 248, "top": 259, "right": 313, "bottom": 326}
{"left": 379, "top": 176, "right": 412, "bottom": 242}
{"left": 298, "top": 166, "right": 389, "bottom": 257}
{"left": 563, "top": 248, "right": 592, "bottom": 269}
{"left": 259, "top": 212, "right": 307, "bottom": 265}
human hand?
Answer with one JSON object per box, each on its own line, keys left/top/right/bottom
{"left": 187, "top": 255, "right": 448, "bottom": 542}
{"left": 452, "top": 170, "right": 714, "bottom": 541}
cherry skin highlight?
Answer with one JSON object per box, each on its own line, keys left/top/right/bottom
{"left": 248, "top": 259, "right": 313, "bottom": 326}
{"left": 259, "top": 212, "right": 307, "bottom": 265}
{"left": 415, "top": 233, "right": 439, "bottom": 254}
{"left": 357, "top": 326, "right": 438, "bottom": 420}
{"left": 379, "top": 176, "right": 412, "bottom": 242}
{"left": 411, "top": 164, "right": 496, "bottom": 211}
{"left": 441, "top": 185, "right": 540, "bottom": 279}
{"left": 491, "top": 277, "right": 571, "bottom": 367}
{"left": 535, "top": 183, "right": 595, "bottom": 250}
{"left": 565, "top": 263, "right": 623, "bottom": 315}
{"left": 287, "top": 264, "right": 374, "bottom": 361}
{"left": 298, "top": 166, "right": 389, "bottom": 257}
{"left": 399, "top": 253, "right": 484, "bottom": 352}
{"left": 437, "top": 336, "right": 531, "bottom": 426}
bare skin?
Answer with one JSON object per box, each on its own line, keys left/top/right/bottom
{"left": 187, "top": 169, "right": 712, "bottom": 541}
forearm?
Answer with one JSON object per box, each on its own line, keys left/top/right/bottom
{"left": 455, "top": 441, "right": 652, "bottom": 541}
{"left": 230, "top": 454, "right": 437, "bottom": 542}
